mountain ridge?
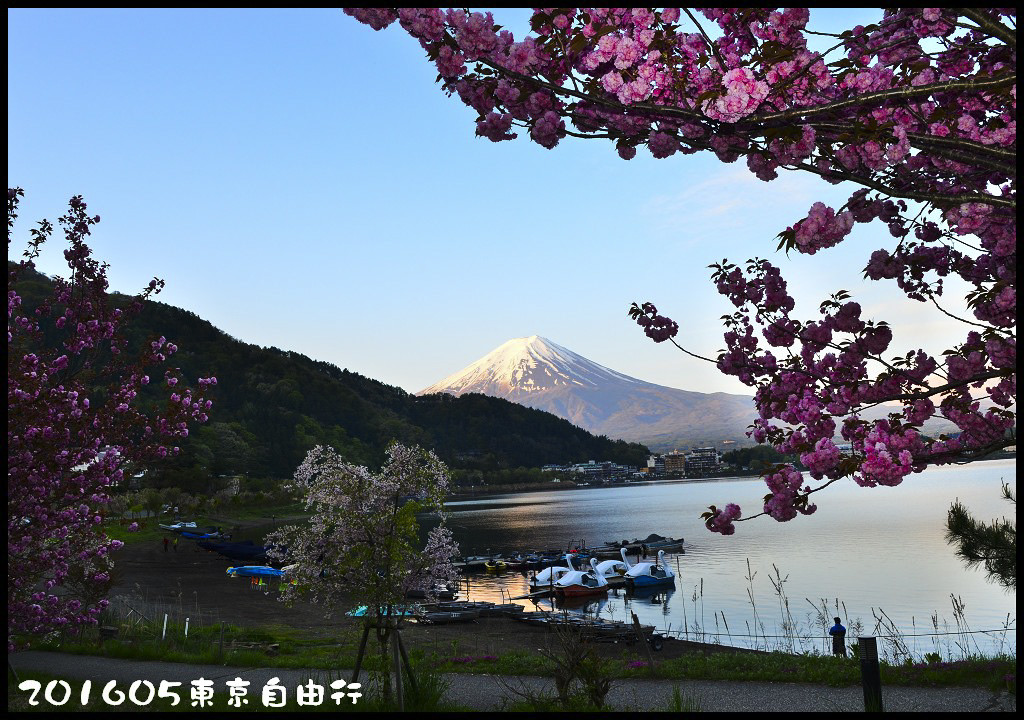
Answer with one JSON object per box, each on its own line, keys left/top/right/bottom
{"left": 417, "top": 335, "right": 964, "bottom": 452}
{"left": 10, "top": 266, "right": 651, "bottom": 489}
{"left": 418, "top": 336, "right": 760, "bottom": 451}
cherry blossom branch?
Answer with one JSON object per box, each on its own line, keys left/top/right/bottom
{"left": 682, "top": 8, "right": 726, "bottom": 69}
{"left": 791, "top": 160, "right": 1011, "bottom": 209}
{"left": 746, "top": 74, "right": 1016, "bottom": 125}
{"left": 881, "top": 370, "right": 1008, "bottom": 402}
{"left": 929, "top": 294, "right": 1014, "bottom": 335}
{"left": 734, "top": 476, "right": 843, "bottom": 523}
{"left": 955, "top": 8, "right": 1017, "bottom": 46}
{"left": 349, "top": 7, "right": 1016, "bottom": 538}
{"left": 667, "top": 337, "right": 718, "bottom": 364}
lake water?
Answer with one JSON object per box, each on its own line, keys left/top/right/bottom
{"left": 432, "top": 459, "right": 1017, "bottom": 660}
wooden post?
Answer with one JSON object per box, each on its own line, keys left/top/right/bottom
{"left": 351, "top": 622, "right": 372, "bottom": 684}
{"left": 632, "top": 612, "right": 656, "bottom": 671}
{"left": 858, "top": 636, "right": 884, "bottom": 712}
{"left": 395, "top": 627, "right": 418, "bottom": 694}
{"left": 391, "top": 622, "right": 404, "bottom": 711}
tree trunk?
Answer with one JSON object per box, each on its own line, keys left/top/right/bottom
{"left": 376, "top": 621, "right": 392, "bottom": 703}
{"left": 350, "top": 622, "right": 372, "bottom": 684}
{"left": 391, "top": 622, "right": 404, "bottom": 710}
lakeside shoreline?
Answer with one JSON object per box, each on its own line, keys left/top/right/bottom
{"left": 449, "top": 452, "right": 1017, "bottom": 501}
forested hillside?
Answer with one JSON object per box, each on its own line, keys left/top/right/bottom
{"left": 14, "top": 265, "right": 649, "bottom": 490}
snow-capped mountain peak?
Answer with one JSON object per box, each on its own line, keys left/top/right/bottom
{"left": 418, "top": 335, "right": 640, "bottom": 399}
{"left": 416, "top": 335, "right": 761, "bottom": 450}
{"left": 418, "top": 336, "right": 962, "bottom": 452}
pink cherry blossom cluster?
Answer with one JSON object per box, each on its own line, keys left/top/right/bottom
{"left": 791, "top": 202, "right": 854, "bottom": 255}
{"left": 346, "top": 8, "right": 1015, "bottom": 534}
{"left": 763, "top": 465, "right": 817, "bottom": 521}
{"left": 629, "top": 301, "right": 678, "bottom": 343}
{"left": 703, "top": 68, "right": 770, "bottom": 123}
{"left": 855, "top": 423, "right": 926, "bottom": 487}
{"left": 8, "top": 189, "right": 215, "bottom": 649}
{"left": 703, "top": 503, "right": 742, "bottom": 535}
{"left": 800, "top": 437, "right": 842, "bottom": 480}
{"left": 476, "top": 111, "right": 516, "bottom": 142}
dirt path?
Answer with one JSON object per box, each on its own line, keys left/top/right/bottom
{"left": 10, "top": 651, "right": 1016, "bottom": 712}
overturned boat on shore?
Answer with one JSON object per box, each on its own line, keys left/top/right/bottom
{"left": 198, "top": 538, "right": 275, "bottom": 563}
{"left": 592, "top": 533, "right": 684, "bottom": 558}
{"left": 159, "top": 521, "right": 198, "bottom": 532}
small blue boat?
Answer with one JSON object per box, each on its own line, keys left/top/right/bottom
{"left": 226, "top": 565, "right": 289, "bottom": 578}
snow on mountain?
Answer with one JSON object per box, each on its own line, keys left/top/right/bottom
{"left": 417, "top": 335, "right": 962, "bottom": 452}
{"left": 417, "top": 336, "right": 758, "bottom": 451}
{"left": 419, "top": 335, "right": 640, "bottom": 398}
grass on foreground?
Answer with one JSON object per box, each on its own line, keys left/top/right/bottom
{"left": 33, "top": 623, "right": 367, "bottom": 672}
{"left": 33, "top": 623, "right": 1015, "bottom": 695}
{"left": 103, "top": 501, "right": 310, "bottom": 546}
{"left": 640, "top": 650, "right": 1016, "bottom": 693}
{"left": 436, "top": 646, "right": 1015, "bottom": 693}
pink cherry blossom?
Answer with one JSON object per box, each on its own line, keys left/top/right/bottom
{"left": 8, "top": 189, "right": 215, "bottom": 649}
{"left": 346, "top": 8, "right": 1016, "bottom": 536}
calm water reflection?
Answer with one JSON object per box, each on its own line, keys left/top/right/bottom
{"left": 431, "top": 459, "right": 1017, "bottom": 657}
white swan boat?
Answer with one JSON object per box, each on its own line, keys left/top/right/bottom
{"left": 529, "top": 554, "right": 576, "bottom": 591}
{"left": 554, "top": 558, "right": 610, "bottom": 598}
{"left": 624, "top": 549, "right": 676, "bottom": 589}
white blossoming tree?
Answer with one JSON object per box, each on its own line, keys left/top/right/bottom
{"left": 265, "top": 442, "right": 458, "bottom": 705}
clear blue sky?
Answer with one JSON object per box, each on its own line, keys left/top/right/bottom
{"left": 8, "top": 8, "right": 966, "bottom": 396}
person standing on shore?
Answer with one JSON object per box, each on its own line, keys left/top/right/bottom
{"left": 173, "top": 536, "right": 178, "bottom": 552}
{"left": 163, "top": 537, "right": 169, "bottom": 552}
{"left": 829, "top": 617, "right": 847, "bottom": 657}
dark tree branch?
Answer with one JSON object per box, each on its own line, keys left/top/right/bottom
{"left": 956, "top": 8, "right": 1017, "bottom": 47}
{"left": 883, "top": 369, "right": 1009, "bottom": 402}
{"left": 929, "top": 294, "right": 1013, "bottom": 335}
{"left": 683, "top": 8, "right": 727, "bottom": 69}
{"left": 791, "top": 160, "right": 1012, "bottom": 209}
{"left": 746, "top": 74, "right": 1016, "bottom": 125}
{"left": 474, "top": 57, "right": 1014, "bottom": 206}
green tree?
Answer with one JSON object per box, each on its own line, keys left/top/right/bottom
{"left": 139, "top": 488, "right": 163, "bottom": 523}
{"left": 946, "top": 482, "right": 1016, "bottom": 589}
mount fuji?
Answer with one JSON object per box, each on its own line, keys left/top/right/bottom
{"left": 417, "top": 336, "right": 759, "bottom": 451}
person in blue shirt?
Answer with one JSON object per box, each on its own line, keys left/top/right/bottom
{"left": 829, "top": 617, "right": 847, "bottom": 656}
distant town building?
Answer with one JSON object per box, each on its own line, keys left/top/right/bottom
{"left": 685, "top": 447, "right": 721, "bottom": 477}
{"left": 663, "top": 451, "right": 686, "bottom": 475}
{"left": 544, "top": 459, "right": 638, "bottom": 482}
{"left": 649, "top": 455, "right": 666, "bottom": 475}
